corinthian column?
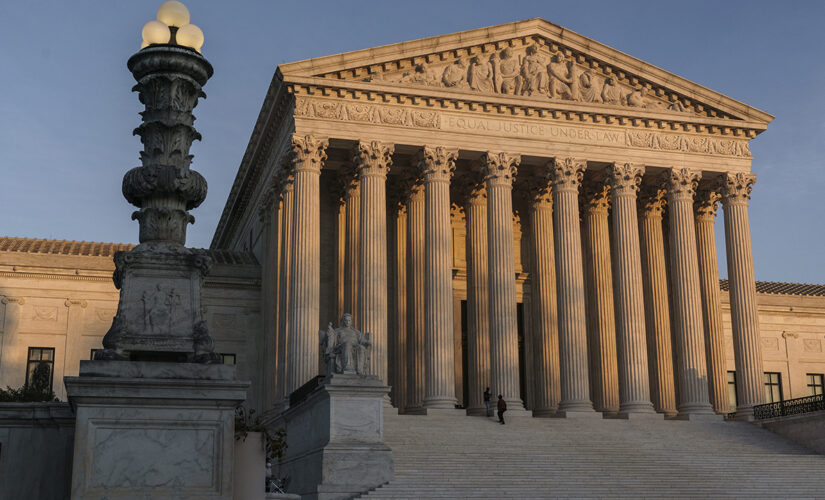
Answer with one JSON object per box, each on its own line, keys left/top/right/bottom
{"left": 287, "top": 134, "right": 328, "bottom": 395}
{"left": 695, "top": 188, "right": 728, "bottom": 414}
{"left": 340, "top": 165, "right": 360, "bottom": 325}
{"left": 276, "top": 171, "right": 294, "bottom": 407}
{"left": 527, "top": 176, "right": 561, "bottom": 416}
{"left": 665, "top": 168, "right": 714, "bottom": 416}
{"left": 548, "top": 157, "right": 595, "bottom": 415}
{"left": 580, "top": 178, "right": 619, "bottom": 414}
{"left": 464, "top": 181, "right": 491, "bottom": 416}
{"left": 417, "top": 146, "right": 458, "bottom": 409}
{"left": 609, "top": 163, "right": 656, "bottom": 415}
{"left": 388, "top": 194, "right": 408, "bottom": 409}
{"left": 721, "top": 173, "right": 765, "bottom": 419}
{"left": 481, "top": 152, "right": 523, "bottom": 410}
{"left": 354, "top": 140, "right": 393, "bottom": 383}
{"left": 405, "top": 181, "right": 425, "bottom": 411}
{"left": 638, "top": 186, "right": 677, "bottom": 416}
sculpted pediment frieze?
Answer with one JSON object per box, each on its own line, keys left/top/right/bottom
{"left": 279, "top": 19, "right": 773, "bottom": 126}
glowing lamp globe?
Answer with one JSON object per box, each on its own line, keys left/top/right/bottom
{"left": 157, "top": 1, "right": 191, "bottom": 27}
{"left": 141, "top": 20, "right": 171, "bottom": 47}
{"left": 176, "top": 24, "right": 204, "bottom": 53}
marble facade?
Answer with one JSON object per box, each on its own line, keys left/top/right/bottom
{"left": 210, "top": 18, "right": 777, "bottom": 421}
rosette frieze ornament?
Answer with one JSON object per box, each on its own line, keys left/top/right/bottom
{"left": 480, "top": 152, "right": 520, "bottom": 187}
{"left": 416, "top": 146, "right": 458, "bottom": 183}
{"left": 354, "top": 140, "right": 394, "bottom": 177}
{"left": 663, "top": 168, "right": 701, "bottom": 201}
{"left": 609, "top": 163, "right": 645, "bottom": 197}
{"left": 548, "top": 157, "right": 587, "bottom": 193}
{"left": 720, "top": 172, "right": 756, "bottom": 206}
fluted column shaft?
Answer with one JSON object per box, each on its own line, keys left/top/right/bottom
{"left": 609, "top": 163, "right": 655, "bottom": 413}
{"left": 258, "top": 185, "right": 281, "bottom": 410}
{"left": 638, "top": 187, "right": 677, "bottom": 416}
{"left": 695, "top": 189, "right": 728, "bottom": 414}
{"left": 722, "top": 173, "right": 765, "bottom": 418}
{"left": 549, "top": 157, "right": 594, "bottom": 413}
{"left": 528, "top": 179, "right": 561, "bottom": 416}
{"left": 665, "top": 168, "right": 713, "bottom": 415}
{"left": 419, "top": 146, "right": 458, "bottom": 408}
{"left": 276, "top": 174, "right": 294, "bottom": 406}
{"left": 391, "top": 205, "right": 408, "bottom": 408}
{"left": 465, "top": 185, "right": 491, "bottom": 415}
{"left": 343, "top": 172, "right": 360, "bottom": 324}
{"left": 481, "top": 152, "right": 523, "bottom": 409}
{"left": 581, "top": 181, "right": 619, "bottom": 413}
{"left": 287, "top": 135, "right": 328, "bottom": 395}
{"left": 406, "top": 183, "right": 426, "bottom": 410}
{"left": 355, "top": 141, "right": 393, "bottom": 383}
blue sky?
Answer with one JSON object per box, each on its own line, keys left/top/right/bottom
{"left": 0, "top": 1, "right": 823, "bottom": 283}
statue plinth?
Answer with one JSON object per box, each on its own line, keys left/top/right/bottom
{"left": 276, "top": 373, "right": 393, "bottom": 500}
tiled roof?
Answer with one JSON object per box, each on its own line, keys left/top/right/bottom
{"left": 720, "top": 279, "right": 825, "bottom": 297}
{"left": 0, "top": 236, "right": 258, "bottom": 265}
{"left": 0, "top": 236, "right": 134, "bottom": 257}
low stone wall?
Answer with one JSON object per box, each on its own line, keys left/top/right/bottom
{"left": 0, "top": 402, "right": 75, "bottom": 500}
{"left": 757, "top": 410, "right": 825, "bottom": 454}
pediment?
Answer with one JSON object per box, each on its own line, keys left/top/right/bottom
{"left": 279, "top": 18, "right": 772, "bottom": 126}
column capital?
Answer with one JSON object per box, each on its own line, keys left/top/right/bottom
{"left": 1, "top": 296, "right": 25, "bottom": 305}
{"left": 64, "top": 299, "right": 88, "bottom": 308}
{"left": 289, "top": 134, "right": 329, "bottom": 174}
{"left": 720, "top": 172, "right": 756, "bottom": 206}
{"left": 580, "top": 177, "right": 611, "bottom": 214}
{"left": 609, "top": 162, "right": 645, "bottom": 197}
{"left": 481, "top": 151, "right": 520, "bottom": 187}
{"left": 354, "top": 140, "right": 394, "bottom": 177}
{"left": 663, "top": 168, "right": 701, "bottom": 201}
{"left": 547, "top": 157, "right": 586, "bottom": 193}
{"left": 258, "top": 176, "right": 282, "bottom": 222}
{"left": 638, "top": 185, "right": 667, "bottom": 217}
{"left": 417, "top": 146, "right": 458, "bottom": 183}
{"left": 694, "top": 188, "right": 722, "bottom": 220}
{"left": 526, "top": 175, "right": 553, "bottom": 207}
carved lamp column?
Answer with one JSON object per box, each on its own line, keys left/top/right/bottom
{"left": 97, "top": 5, "right": 218, "bottom": 362}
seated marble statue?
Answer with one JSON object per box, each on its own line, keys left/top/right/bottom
{"left": 320, "top": 313, "right": 371, "bottom": 375}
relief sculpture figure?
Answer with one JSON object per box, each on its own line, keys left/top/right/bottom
{"left": 320, "top": 312, "right": 371, "bottom": 375}
{"left": 577, "top": 68, "right": 602, "bottom": 103}
{"left": 519, "top": 44, "right": 546, "bottom": 96}
{"left": 496, "top": 48, "right": 521, "bottom": 94}
{"left": 547, "top": 53, "right": 573, "bottom": 100}
{"left": 601, "top": 76, "right": 626, "bottom": 105}
{"left": 442, "top": 59, "right": 468, "bottom": 88}
{"left": 468, "top": 55, "right": 495, "bottom": 93}
{"left": 401, "top": 62, "right": 439, "bottom": 86}
{"left": 627, "top": 87, "right": 647, "bottom": 107}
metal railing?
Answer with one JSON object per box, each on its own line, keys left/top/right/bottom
{"left": 289, "top": 375, "right": 325, "bottom": 407}
{"left": 753, "top": 393, "right": 825, "bottom": 420}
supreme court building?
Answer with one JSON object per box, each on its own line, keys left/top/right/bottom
{"left": 208, "top": 18, "right": 775, "bottom": 420}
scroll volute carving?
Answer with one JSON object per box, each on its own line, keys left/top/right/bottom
{"left": 638, "top": 185, "right": 667, "bottom": 218}
{"left": 417, "top": 146, "right": 458, "bottom": 182}
{"left": 547, "top": 157, "right": 586, "bottom": 193}
{"left": 720, "top": 172, "right": 756, "bottom": 205}
{"left": 290, "top": 134, "right": 329, "bottom": 173}
{"left": 580, "top": 176, "right": 611, "bottom": 214}
{"left": 609, "top": 162, "right": 645, "bottom": 197}
{"left": 481, "top": 152, "right": 520, "bottom": 187}
{"left": 663, "top": 168, "right": 701, "bottom": 201}
{"left": 354, "top": 140, "right": 394, "bottom": 176}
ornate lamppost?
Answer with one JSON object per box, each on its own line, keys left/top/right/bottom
{"left": 96, "top": 1, "right": 218, "bottom": 363}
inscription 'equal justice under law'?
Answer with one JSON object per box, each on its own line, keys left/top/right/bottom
{"left": 443, "top": 115, "right": 624, "bottom": 144}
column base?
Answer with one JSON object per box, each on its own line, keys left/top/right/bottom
{"left": 553, "top": 410, "right": 603, "bottom": 419}
{"left": 423, "top": 397, "right": 458, "bottom": 410}
{"left": 674, "top": 412, "right": 724, "bottom": 422}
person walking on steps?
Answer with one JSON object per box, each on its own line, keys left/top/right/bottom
{"left": 497, "top": 394, "right": 507, "bottom": 425}
{"left": 483, "top": 387, "right": 492, "bottom": 417}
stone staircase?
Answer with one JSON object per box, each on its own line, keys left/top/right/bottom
{"left": 356, "top": 411, "right": 825, "bottom": 498}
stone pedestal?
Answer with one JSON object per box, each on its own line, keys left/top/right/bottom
{"left": 277, "top": 374, "right": 393, "bottom": 500}
{"left": 65, "top": 361, "right": 249, "bottom": 500}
